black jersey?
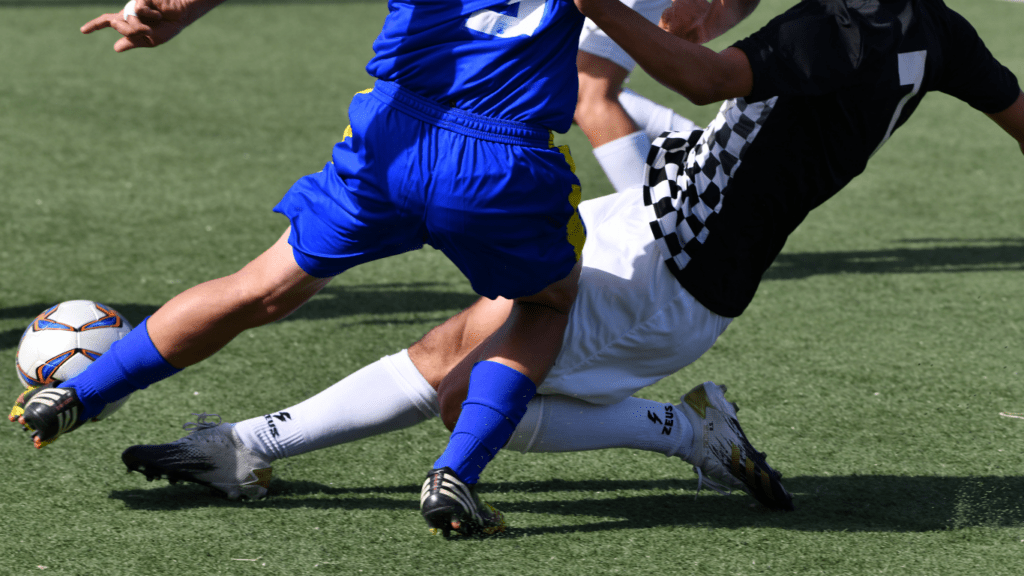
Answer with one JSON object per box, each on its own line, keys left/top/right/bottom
{"left": 642, "top": 0, "right": 1020, "bottom": 318}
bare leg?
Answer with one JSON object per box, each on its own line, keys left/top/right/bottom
{"left": 407, "top": 297, "right": 513, "bottom": 390}
{"left": 18, "top": 228, "right": 336, "bottom": 440}
{"left": 483, "top": 263, "right": 579, "bottom": 383}
{"left": 148, "top": 228, "right": 333, "bottom": 368}
{"left": 429, "top": 264, "right": 580, "bottom": 431}
{"left": 575, "top": 52, "right": 653, "bottom": 193}
{"left": 575, "top": 52, "right": 636, "bottom": 148}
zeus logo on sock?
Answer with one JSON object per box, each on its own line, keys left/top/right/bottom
{"left": 263, "top": 412, "right": 291, "bottom": 437}
{"left": 647, "top": 405, "right": 674, "bottom": 435}
{"left": 661, "top": 405, "right": 674, "bottom": 436}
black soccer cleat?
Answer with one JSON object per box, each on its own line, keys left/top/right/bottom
{"left": 122, "top": 414, "right": 272, "bottom": 500}
{"left": 20, "top": 387, "right": 86, "bottom": 448}
{"left": 420, "top": 467, "right": 506, "bottom": 538}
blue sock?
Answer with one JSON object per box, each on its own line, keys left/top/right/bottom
{"left": 59, "top": 318, "right": 180, "bottom": 421}
{"left": 433, "top": 361, "right": 537, "bottom": 484}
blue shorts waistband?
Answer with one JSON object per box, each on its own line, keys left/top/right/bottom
{"left": 369, "top": 80, "right": 552, "bottom": 148}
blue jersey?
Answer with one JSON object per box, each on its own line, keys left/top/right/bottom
{"left": 367, "top": 0, "right": 585, "bottom": 132}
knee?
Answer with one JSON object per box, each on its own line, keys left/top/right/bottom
{"left": 574, "top": 82, "right": 618, "bottom": 130}
{"left": 519, "top": 262, "right": 580, "bottom": 315}
{"left": 436, "top": 380, "right": 464, "bottom": 432}
{"left": 221, "top": 272, "right": 304, "bottom": 328}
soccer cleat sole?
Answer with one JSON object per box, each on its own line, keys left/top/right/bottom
{"left": 122, "top": 446, "right": 271, "bottom": 500}
{"left": 684, "top": 382, "right": 794, "bottom": 512}
{"left": 421, "top": 468, "right": 506, "bottom": 538}
{"left": 727, "top": 434, "right": 795, "bottom": 512}
{"left": 424, "top": 502, "right": 506, "bottom": 538}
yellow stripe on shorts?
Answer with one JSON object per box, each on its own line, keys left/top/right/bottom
{"left": 342, "top": 88, "right": 374, "bottom": 142}
{"left": 554, "top": 137, "right": 586, "bottom": 261}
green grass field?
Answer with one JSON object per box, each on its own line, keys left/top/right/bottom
{"left": 2, "top": 0, "right": 1023, "bottom": 574}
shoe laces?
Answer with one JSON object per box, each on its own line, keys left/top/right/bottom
{"left": 692, "top": 466, "right": 735, "bottom": 498}
{"left": 182, "top": 413, "right": 223, "bottom": 432}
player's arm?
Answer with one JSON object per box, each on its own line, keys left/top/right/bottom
{"left": 574, "top": 0, "right": 752, "bottom": 105}
{"left": 660, "top": 0, "right": 760, "bottom": 45}
{"left": 987, "top": 90, "right": 1024, "bottom": 156}
{"left": 81, "top": 0, "right": 228, "bottom": 52}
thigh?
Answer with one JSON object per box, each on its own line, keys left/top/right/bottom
{"left": 539, "top": 190, "right": 732, "bottom": 404}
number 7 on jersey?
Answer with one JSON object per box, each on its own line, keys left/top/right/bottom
{"left": 874, "top": 50, "right": 928, "bottom": 155}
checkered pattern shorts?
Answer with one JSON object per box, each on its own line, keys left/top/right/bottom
{"left": 642, "top": 97, "right": 778, "bottom": 277}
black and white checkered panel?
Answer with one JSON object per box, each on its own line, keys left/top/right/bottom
{"left": 642, "top": 97, "right": 778, "bottom": 276}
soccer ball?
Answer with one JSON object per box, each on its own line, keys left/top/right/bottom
{"left": 16, "top": 300, "right": 134, "bottom": 421}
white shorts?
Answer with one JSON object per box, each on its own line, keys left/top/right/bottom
{"left": 538, "top": 189, "right": 732, "bottom": 405}
{"left": 578, "top": 0, "right": 671, "bottom": 72}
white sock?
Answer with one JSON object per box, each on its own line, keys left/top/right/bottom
{"left": 506, "top": 395, "right": 693, "bottom": 459}
{"left": 593, "top": 130, "right": 651, "bottom": 193}
{"left": 233, "top": 349, "right": 438, "bottom": 461}
{"left": 618, "top": 88, "right": 699, "bottom": 141}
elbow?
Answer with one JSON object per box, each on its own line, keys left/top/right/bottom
{"left": 655, "top": 46, "right": 751, "bottom": 106}
{"left": 687, "top": 89, "right": 721, "bottom": 107}
{"left": 663, "top": 70, "right": 724, "bottom": 106}
{"left": 683, "top": 70, "right": 734, "bottom": 106}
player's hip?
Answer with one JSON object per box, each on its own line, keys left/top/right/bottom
{"left": 334, "top": 81, "right": 582, "bottom": 212}
{"left": 540, "top": 189, "right": 732, "bottom": 404}
{"left": 274, "top": 84, "right": 586, "bottom": 297}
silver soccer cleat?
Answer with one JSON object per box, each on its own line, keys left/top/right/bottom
{"left": 122, "top": 413, "right": 273, "bottom": 500}
{"left": 678, "top": 381, "right": 794, "bottom": 511}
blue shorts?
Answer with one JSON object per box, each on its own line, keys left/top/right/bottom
{"left": 274, "top": 80, "right": 586, "bottom": 299}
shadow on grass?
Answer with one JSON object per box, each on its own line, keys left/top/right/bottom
{"left": 0, "top": 283, "right": 477, "bottom": 350}
{"left": 766, "top": 238, "right": 1024, "bottom": 280}
{"left": 4, "top": 238, "right": 1021, "bottom": 349}
{"left": 109, "top": 474, "right": 1024, "bottom": 535}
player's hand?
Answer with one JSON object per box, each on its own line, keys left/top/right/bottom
{"left": 80, "top": 0, "right": 219, "bottom": 52}
{"left": 659, "top": 0, "right": 713, "bottom": 44}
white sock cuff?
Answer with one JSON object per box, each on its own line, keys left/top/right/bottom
{"left": 506, "top": 395, "right": 545, "bottom": 453}
{"left": 384, "top": 349, "right": 440, "bottom": 419}
{"left": 618, "top": 88, "right": 698, "bottom": 141}
{"left": 593, "top": 130, "right": 651, "bottom": 193}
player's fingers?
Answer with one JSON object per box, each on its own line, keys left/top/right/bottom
{"left": 136, "top": 4, "right": 163, "bottom": 23}
{"left": 114, "top": 34, "right": 156, "bottom": 52}
{"left": 81, "top": 13, "right": 118, "bottom": 34}
{"left": 108, "top": 15, "right": 155, "bottom": 38}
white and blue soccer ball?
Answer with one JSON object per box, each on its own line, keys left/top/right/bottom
{"left": 16, "top": 300, "right": 134, "bottom": 420}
